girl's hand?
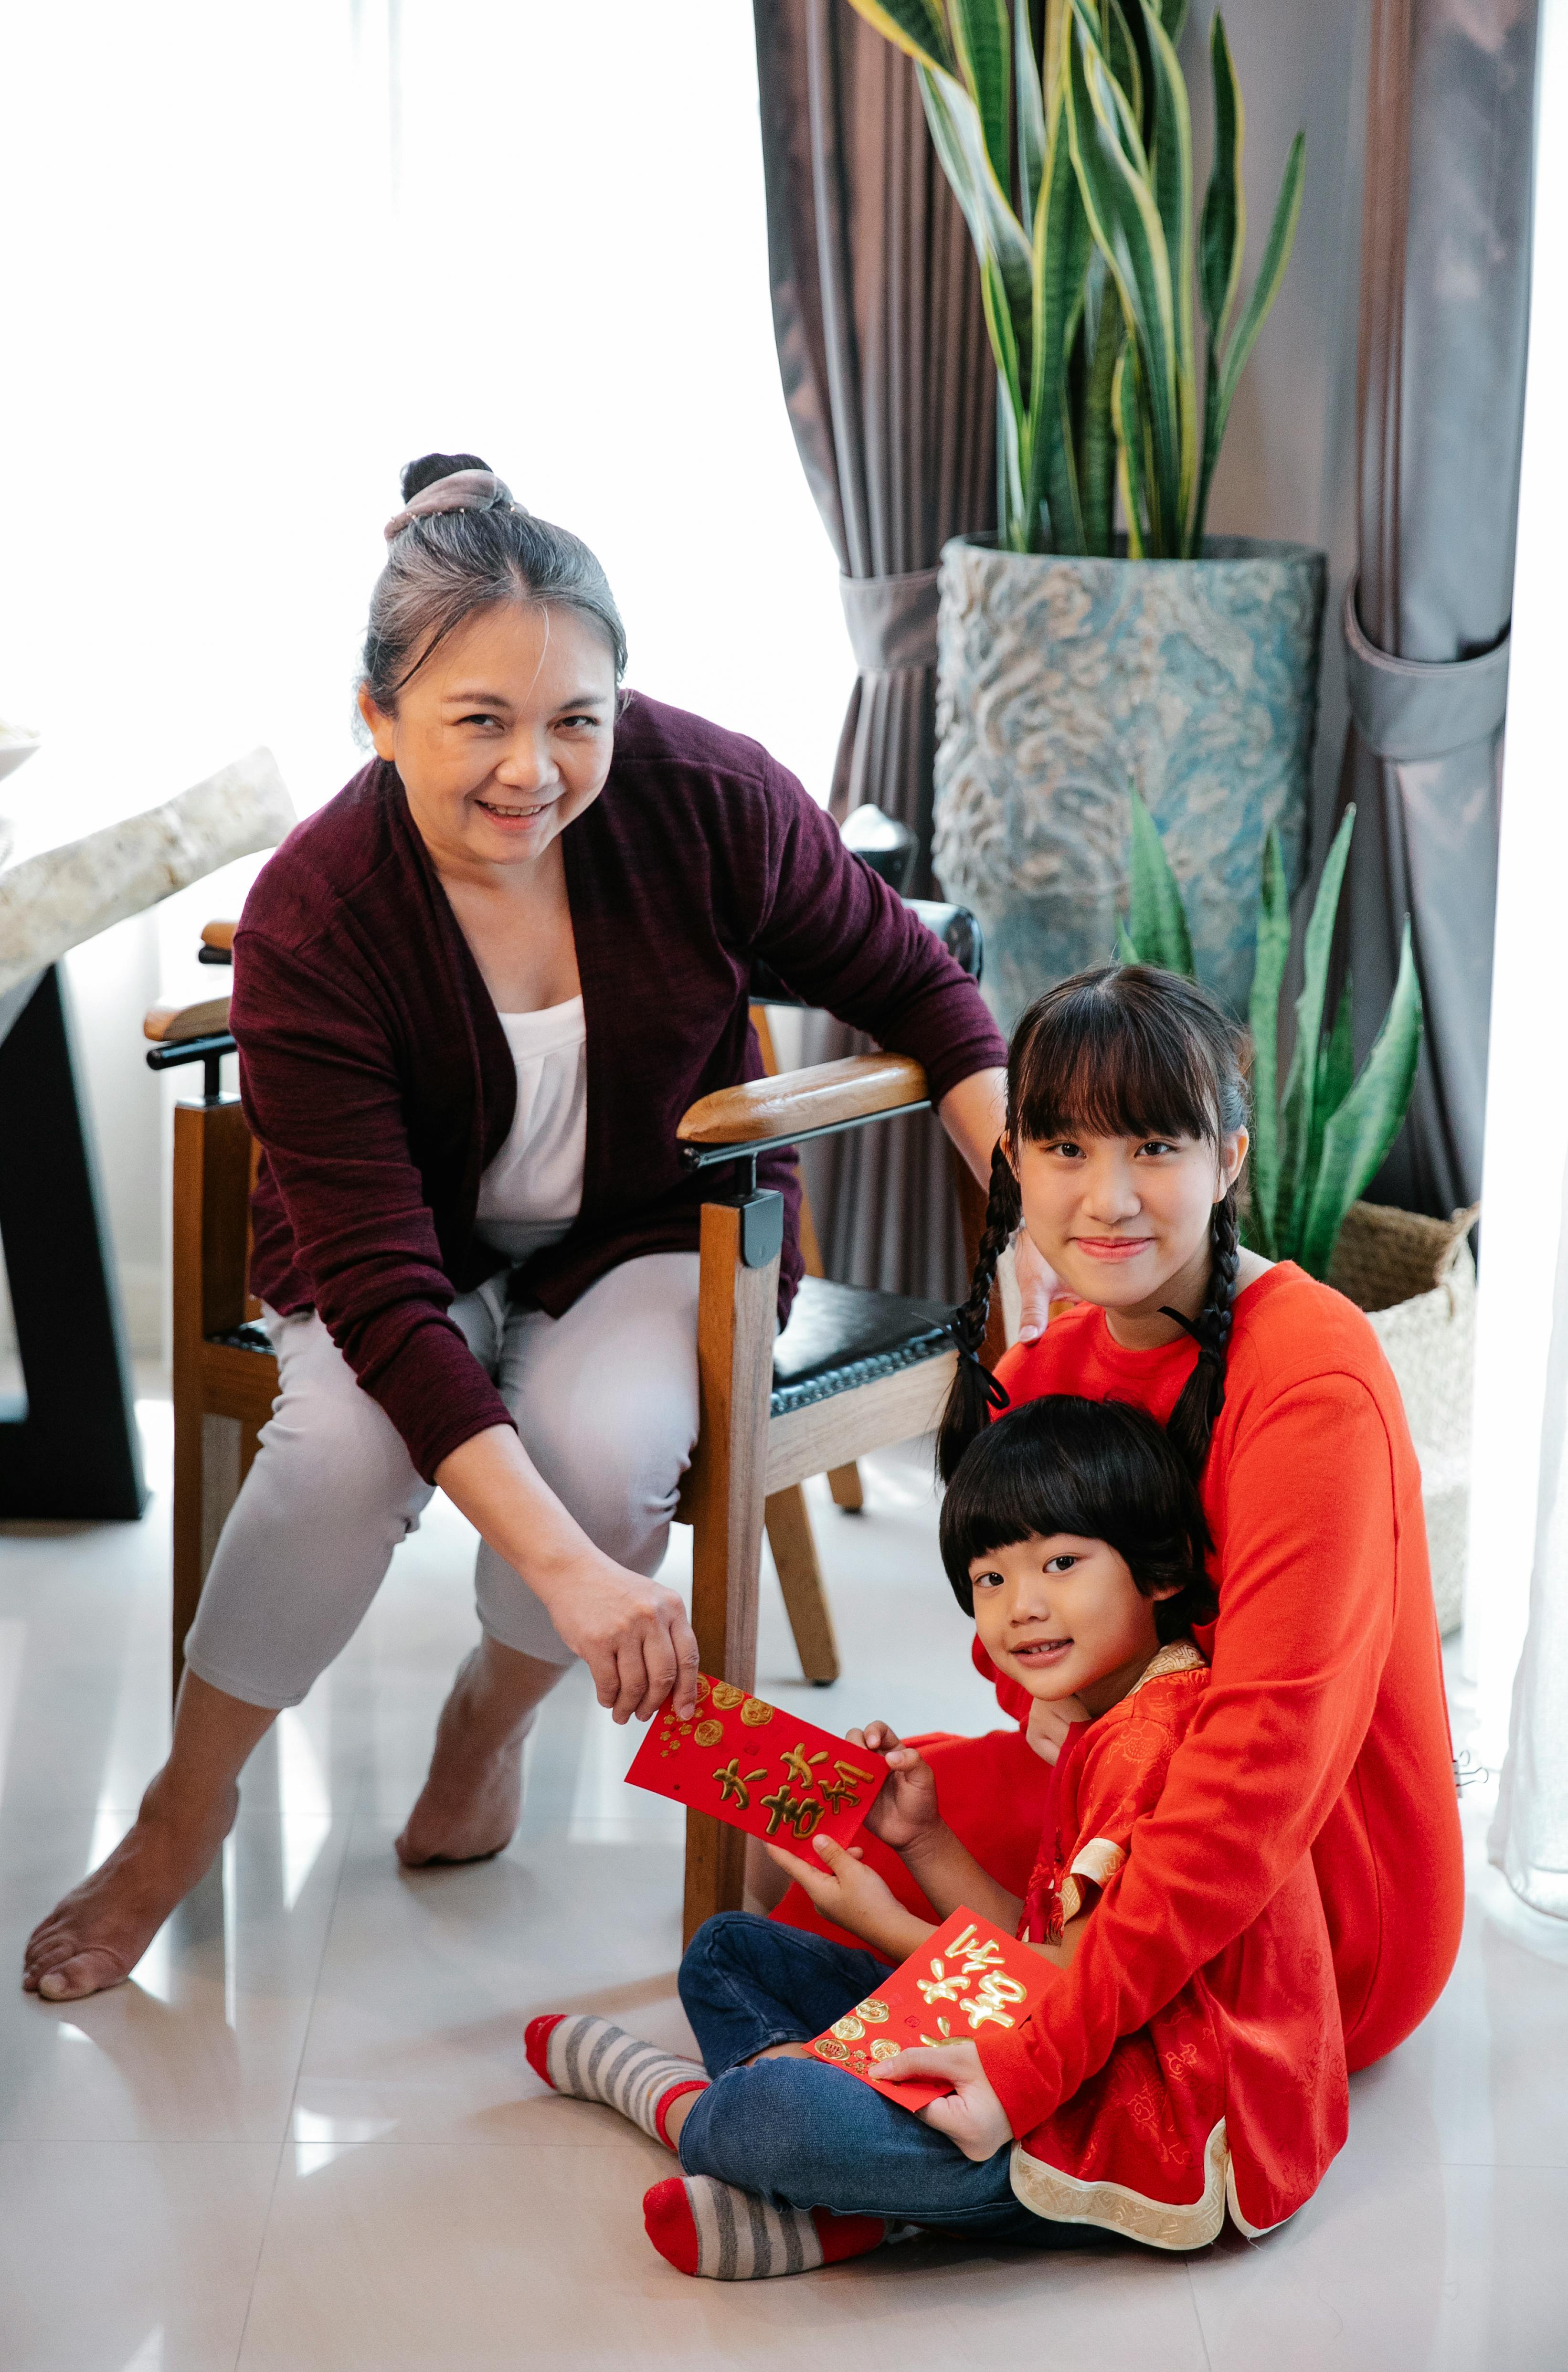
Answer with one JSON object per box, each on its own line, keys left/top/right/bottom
{"left": 763, "top": 1833, "right": 900, "bottom": 1936}
{"left": 1025, "top": 1696, "right": 1090, "bottom": 1768}
{"left": 876, "top": 2041, "right": 1013, "bottom": 2163}
{"left": 849, "top": 1726, "right": 943, "bottom": 1852}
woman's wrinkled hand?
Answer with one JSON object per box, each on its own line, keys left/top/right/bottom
{"left": 876, "top": 2039, "right": 1013, "bottom": 2162}
{"left": 544, "top": 1560, "right": 701, "bottom": 1725}
{"left": 1025, "top": 1695, "right": 1091, "bottom": 1767}
{"left": 1012, "top": 1228, "right": 1070, "bottom": 1345}
{"left": 849, "top": 1724, "right": 943, "bottom": 1853}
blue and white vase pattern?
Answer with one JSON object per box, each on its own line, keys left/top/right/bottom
{"left": 932, "top": 536, "right": 1327, "bottom": 1030}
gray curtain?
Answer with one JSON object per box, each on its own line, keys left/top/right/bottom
{"left": 752, "top": 0, "right": 996, "bottom": 1302}
{"left": 1344, "top": 0, "right": 1538, "bottom": 1217}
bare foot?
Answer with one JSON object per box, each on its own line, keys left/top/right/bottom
{"left": 23, "top": 1782, "right": 237, "bottom": 2002}
{"left": 395, "top": 1645, "right": 550, "bottom": 1868}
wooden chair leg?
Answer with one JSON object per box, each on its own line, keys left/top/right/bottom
{"left": 765, "top": 1484, "right": 841, "bottom": 1685}
{"left": 170, "top": 1098, "right": 259, "bottom": 1704}
{"left": 683, "top": 1195, "right": 781, "bottom": 1944}
{"left": 826, "top": 1462, "right": 864, "bottom": 1511}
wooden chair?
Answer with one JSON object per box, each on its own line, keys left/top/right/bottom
{"left": 672, "top": 1047, "right": 964, "bottom": 1938}
{"left": 147, "top": 900, "right": 987, "bottom": 1942}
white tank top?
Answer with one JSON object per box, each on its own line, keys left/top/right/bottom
{"left": 473, "top": 997, "right": 587, "bottom": 1262}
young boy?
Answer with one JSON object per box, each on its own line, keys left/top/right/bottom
{"left": 526, "top": 1398, "right": 1347, "bottom": 2277}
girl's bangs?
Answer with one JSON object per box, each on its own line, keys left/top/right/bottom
{"left": 1011, "top": 974, "right": 1222, "bottom": 1144}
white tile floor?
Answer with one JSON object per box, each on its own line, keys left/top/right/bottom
{"left": 2, "top": 1387, "right": 1567, "bottom": 2371}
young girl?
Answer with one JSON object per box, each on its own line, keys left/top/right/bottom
{"left": 772, "top": 963, "right": 1461, "bottom": 2135}
{"left": 524, "top": 1395, "right": 1346, "bottom": 2277}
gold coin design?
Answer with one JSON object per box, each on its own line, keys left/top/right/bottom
{"left": 869, "top": 2040, "right": 901, "bottom": 2062}
{"left": 830, "top": 2015, "right": 865, "bottom": 2042}
{"left": 856, "top": 1998, "right": 890, "bottom": 2024}
{"left": 693, "top": 1720, "right": 723, "bottom": 1747}
{"left": 694, "top": 1675, "right": 711, "bottom": 1703}
{"left": 711, "top": 1682, "right": 745, "bottom": 1711}
{"left": 813, "top": 2038, "right": 849, "bottom": 2062}
{"left": 739, "top": 1697, "right": 773, "bottom": 1727}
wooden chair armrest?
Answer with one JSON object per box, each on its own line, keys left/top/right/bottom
{"left": 145, "top": 994, "right": 233, "bottom": 1044}
{"left": 201, "top": 920, "right": 237, "bottom": 952}
{"left": 678, "top": 1053, "right": 929, "bottom": 1150}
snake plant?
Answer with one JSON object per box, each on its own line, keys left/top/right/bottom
{"left": 1118, "top": 790, "right": 1425, "bottom": 1279}
{"left": 845, "top": 1, "right": 1304, "bottom": 558}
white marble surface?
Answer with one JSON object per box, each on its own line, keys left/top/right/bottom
{"left": 1, "top": 1403, "right": 1565, "bottom": 2370}
{"left": 0, "top": 745, "right": 295, "bottom": 998}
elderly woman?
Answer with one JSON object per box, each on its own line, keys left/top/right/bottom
{"left": 25, "top": 453, "right": 1022, "bottom": 2001}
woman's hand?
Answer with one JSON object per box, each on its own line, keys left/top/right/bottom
{"left": 1025, "top": 1696, "right": 1090, "bottom": 1768}
{"left": 1013, "top": 1228, "right": 1069, "bottom": 1345}
{"left": 851, "top": 1725, "right": 943, "bottom": 1853}
{"left": 877, "top": 2040, "right": 1013, "bottom": 2163}
{"left": 763, "top": 1833, "right": 909, "bottom": 1949}
{"left": 434, "top": 1426, "right": 700, "bottom": 1724}
{"left": 544, "top": 1558, "right": 701, "bottom": 1726}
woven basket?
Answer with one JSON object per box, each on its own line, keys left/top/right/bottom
{"left": 1328, "top": 1200, "right": 1480, "bottom": 1636}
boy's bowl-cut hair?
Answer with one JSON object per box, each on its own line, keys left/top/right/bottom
{"left": 938, "top": 1395, "right": 1217, "bottom": 1644}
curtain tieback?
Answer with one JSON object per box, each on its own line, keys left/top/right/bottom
{"left": 839, "top": 567, "right": 941, "bottom": 677}
{"left": 1343, "top": 573, "right": 1511, "bottom": 762}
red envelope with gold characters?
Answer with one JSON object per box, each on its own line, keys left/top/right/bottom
{"left": 625, "top": 1675, "right": 888, "bottom": 1849}
{"left": 805, "top": 1906, "right": 1051, "bottom": 2111}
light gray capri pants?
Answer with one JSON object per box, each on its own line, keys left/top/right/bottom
{"left": 181, "top": 1252, "right": 701, "bottom": 1711}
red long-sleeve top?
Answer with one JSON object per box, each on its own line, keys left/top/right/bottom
{"left": 975, "top": 1263, "right": 1463, "bottom": 2135}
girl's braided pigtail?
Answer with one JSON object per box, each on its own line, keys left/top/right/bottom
{"left": 936, "top": 1142, "right": 1021, "bottom": 1484}
{"left": 1162, "top": 1187, "right": 1240, "bottom": 1482}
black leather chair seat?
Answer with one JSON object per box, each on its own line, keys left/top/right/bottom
{"left": 771, "top": 1274, "right": 953, "bottom": 1419}
{"left": 212, "top": 1322, "right": 274, "bottom": 1354}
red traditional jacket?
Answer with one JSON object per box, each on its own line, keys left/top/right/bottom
{"left": 1007, "top": 1642, "right": 1347, "bottom": 2246}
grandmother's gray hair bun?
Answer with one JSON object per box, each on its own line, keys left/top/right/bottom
{"left": 382, "top": 466, "right": 516, "bottom": 542}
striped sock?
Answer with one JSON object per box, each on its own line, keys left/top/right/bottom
{"left": 642, "top": 2175, "right": 888, "bottom": 2280}
{"left": 524, "top": 2013, "right": 708, "bottom": 2148}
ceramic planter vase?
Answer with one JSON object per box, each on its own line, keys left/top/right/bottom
{"left": 933, "top": 536, "right": 1327, "bottom": 1028}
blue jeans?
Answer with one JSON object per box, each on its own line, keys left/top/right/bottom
{"left": 676, "top": 1914, "right": 1099, "bottom": 2247}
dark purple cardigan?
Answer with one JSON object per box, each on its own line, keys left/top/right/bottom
{"left": 232, "top": 693, "right": 1005, "bottom": 1480}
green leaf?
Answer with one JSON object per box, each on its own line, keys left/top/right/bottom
{"left": 842, "top": 0, "right": 955, "bottom": 72}
{"left": 916, "top": 58, "right": 1038, "bottom": 536}
{"left": 1125, "top": 784, "right": 1196, "bottom": 975}
{"left": 1138, "top": 0, "right": 1198, "bottom": 546}
{"left": 1198, "top": 15, "right": 1245, "bottom": 351}
{"left": 1079, "top": 271, "right": 1123, "bottom": 554}
{"left": 1116, "top": 918, "right": 1141, "bottom": 963}
{"left": 1276, "top": 805, "right": 1355, "bottom": 1259}
{"left": 1015, "top": 0, "right": 1048, "bottom": 230}
{"left": 1107, "top": 0, "right": 1144, "bottom": 129}
{"left": 1029, "top": 56, "right": 1092, "bottom": 552}
{"left": 1298, "top": 925, "right": 1424, "bottom": 1280}
{"left": 1217, "top": 127, "right": 1305, "bottom": 425}
{"left": 1243, "top": 823, "right": 1290, "bottom": 1257}
{"left": 1064, "top": 4, "right": 1181, "bottom": 550}
{"left": 1314, "top": 975, "right": 1355, "bottom": 1134}
{"left": 1112, "top": 341, "right": 1146, "bottom": 555}
{"left": 950, "top": 0, "right": 1015, "bottom": 191}
{"left": 1156, "top": 0, "right": 1189, "bottom": 40}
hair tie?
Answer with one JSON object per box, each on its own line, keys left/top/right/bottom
{"left": 946, "top": 1322, "right": 1012, "bottom": 1411}
{"left": 383, "top": 468, "right": 512, "bottom": 541}
{"left": 1159, "top": 1306, "right": 1222, "bottom": 1364}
